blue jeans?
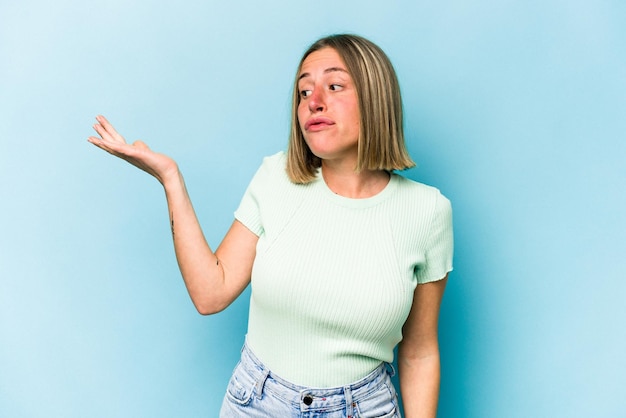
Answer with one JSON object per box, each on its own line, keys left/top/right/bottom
{"left": 220, "top": 343, "right": 400, "bottom": 417}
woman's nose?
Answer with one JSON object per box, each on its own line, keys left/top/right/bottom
{"left": 308, "top": 89, "right": 326, "bottom": 112}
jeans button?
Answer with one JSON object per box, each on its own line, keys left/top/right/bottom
{"left": 303, "top": 395, "right": 313, "bottom": 405}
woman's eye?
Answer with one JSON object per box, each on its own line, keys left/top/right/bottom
{"left": 300, "top": 90, "right": 312, "bottom": 98}
{"left": 329, "top": 84, "right": 343, "bottom": 91}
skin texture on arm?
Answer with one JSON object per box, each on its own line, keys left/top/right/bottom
{"left": 88, "top": 115, "right": 258, "bottom": 314}
{"left": 163, "top": 174, "right": 257, "bottom": 314}
{"left": 398, "top": 274, "right": 448, "bottom": 418}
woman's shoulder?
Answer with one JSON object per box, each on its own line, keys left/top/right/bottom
{"left": 391, "top": 175, "right": 453, "bottom": 239}
{"left": 248, "top": 151, "right": 308, "bottom": 197}
{"left": 251, "top": 151, "right": 289, "bottom": 181}
{"left": 393, "top": 174, "right": 450, "bottom": 204}
{"left": 249, "top": 151, "right": 288, "bottom": 181}
{"left": 259, "top": 150, "right": 287, "bottom": 168}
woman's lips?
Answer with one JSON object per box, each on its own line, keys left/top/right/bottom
{"left": 304, "top": 117, "right": 335, "bottom": 131}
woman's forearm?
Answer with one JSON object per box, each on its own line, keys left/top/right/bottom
{"left": 161, "top": 169, "right": 257, "bottom": 315}
{"left": 398, "top": 348, "right": 441, "bottom": 418}
{"left": 161, "top": 169, "right": 225, "bottom": 313}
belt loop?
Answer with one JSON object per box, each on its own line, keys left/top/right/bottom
{"left": 254, "top": 368, "right": 270, "bottom": 399}
{"left": 386, "top": 362, "right": 396, "bottom": 377}
{"left": 344, "top": 386, "right": 354, "bottom": 418}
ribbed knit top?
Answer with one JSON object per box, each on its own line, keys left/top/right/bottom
{"left": 234, "top": 152, "right": 453, "bottom": 387}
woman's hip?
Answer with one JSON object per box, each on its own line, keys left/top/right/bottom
{"left": 219, "top": 342, "right": 400, "bottom": 417}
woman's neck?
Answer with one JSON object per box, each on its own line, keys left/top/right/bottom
{"left": 321, "top": 160, "right": 390, "bottom": 199}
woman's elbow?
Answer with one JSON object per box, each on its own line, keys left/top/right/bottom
{"left": 193, "top": 297, "right": 230, "bottom": 316}
{"left": 189, "top": 280, "right": 244, "bottom": 315}
{"left": 194, "top": 303, "right": 222, "bottom": 316}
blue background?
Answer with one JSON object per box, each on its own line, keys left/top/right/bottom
{"left": 1, "top": 1, "right": 624, "bottom": 416}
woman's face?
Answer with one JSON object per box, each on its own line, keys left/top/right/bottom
{"left": 297, "top": 47, "right": 360, "bottom": 163}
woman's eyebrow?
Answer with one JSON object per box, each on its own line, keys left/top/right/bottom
{"left": 298, "top": 67, "right": 349, "bottom": 81}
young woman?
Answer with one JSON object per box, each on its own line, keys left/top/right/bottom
{"left": 88, "top": 34, "right": 453, "bottom": 418}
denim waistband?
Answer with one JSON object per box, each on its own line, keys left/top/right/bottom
{"left": 238, "top": 341, "right": 395, "bottom": 413}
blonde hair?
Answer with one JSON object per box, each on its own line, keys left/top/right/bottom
{"left": 286, "top": 34, "right": 415, "bottom": 184}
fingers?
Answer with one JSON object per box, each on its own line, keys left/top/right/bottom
{"left": 87, "top": 115, "right": 149, "bottom": 160}
{"left": 93, "top": 115, "right": 127, "bottom": 144}
{"left": 87, "top": 133, "right": 127, "bottom": 156}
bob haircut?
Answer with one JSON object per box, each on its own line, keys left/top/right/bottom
{"left": 286, "top": 34, "right": 415, "bottom": 184}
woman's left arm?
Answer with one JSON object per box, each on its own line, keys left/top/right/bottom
{"left": 398, "top": 274, "right": 448, "bottom": 418}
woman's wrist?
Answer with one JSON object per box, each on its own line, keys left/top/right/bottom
{"left": 159, "top": 164, "right": 183, "bottom": 189}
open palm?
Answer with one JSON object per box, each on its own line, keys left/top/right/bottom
{"left": 88, "top": 115, "right": 178, "bottom": 185}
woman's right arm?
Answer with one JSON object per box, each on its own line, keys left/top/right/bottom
{"left": 88, "top": 115, "right": 258, "bottom": 314}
